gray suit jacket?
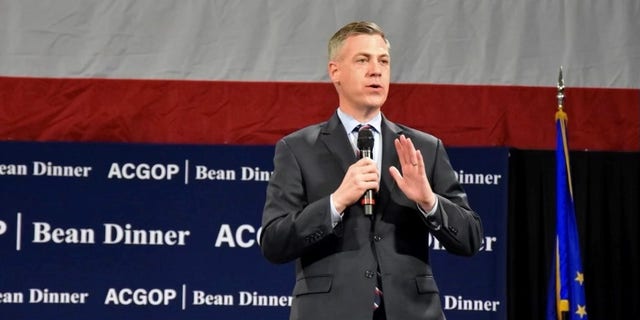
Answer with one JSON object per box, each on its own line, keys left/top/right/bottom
{"left": 261, "top": 111, "right": 483, "bottom": 320}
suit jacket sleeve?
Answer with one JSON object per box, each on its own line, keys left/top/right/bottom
{"left": 260, "top": 137, "right": 337, "bottom": 264}
{"left": 421, "top": 138, "right": 483, "bottom": 256}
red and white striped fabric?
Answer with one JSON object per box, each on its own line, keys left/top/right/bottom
{"left": 1, "top": 0, "right": 638, "bottom": 150}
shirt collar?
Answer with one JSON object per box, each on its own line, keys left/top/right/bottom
{"left": 336, "top": 108, "right": 382, "bottom": 134}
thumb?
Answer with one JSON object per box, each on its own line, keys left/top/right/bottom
{"left": 389, "top": 166, "right": 403, "bottom": 184}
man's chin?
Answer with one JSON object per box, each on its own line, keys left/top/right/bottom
{"left": 364, "top": 98, "right": 387, "bottom": 109}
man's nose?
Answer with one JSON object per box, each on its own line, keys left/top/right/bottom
{"left": 368, "top": 61, "right": 382, "bottom": 76}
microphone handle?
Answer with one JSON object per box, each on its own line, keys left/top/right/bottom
{"left": 363, "top": 190, "right": 374, "bottom": 215}
{"left": 360, "top": 148, "right": 375, "bottom": 215}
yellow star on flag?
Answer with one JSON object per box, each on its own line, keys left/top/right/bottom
{"left": 575, "top": 271, "right": 584, "bottom": 285}
{"left": 576, "top": 304, "right": 587, "bottom": 318}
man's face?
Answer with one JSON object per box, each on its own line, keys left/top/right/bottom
{"left": 329, "top": 34, "right": 390, "bottom": 112}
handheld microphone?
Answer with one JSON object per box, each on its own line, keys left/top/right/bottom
{"left": 357, "top": 126, "right": 375, "bottom": 216}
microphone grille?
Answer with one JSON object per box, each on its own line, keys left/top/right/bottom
{"left": 357, "top": 126, "right": 374, "bottom": 150}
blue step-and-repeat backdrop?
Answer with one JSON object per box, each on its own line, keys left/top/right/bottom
{"left": 0, "top": 141, "right": 508, "bottom": 320}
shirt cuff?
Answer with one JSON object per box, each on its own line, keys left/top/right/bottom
{"left": 329, "top": 194, "right": 343, "bottom": 227}
{"left": 417, "top": 197, "right": 439, "bottom": 217}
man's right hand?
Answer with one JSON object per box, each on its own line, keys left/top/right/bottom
{"left": 331, "top": 158, "right": 380, "bottom": 214}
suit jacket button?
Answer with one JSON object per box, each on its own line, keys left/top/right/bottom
{"left": 364, "top": 270, "right": 375, "bottom": 278}
{"left": 373, "top": 235, "right": 382, "bottom": 241}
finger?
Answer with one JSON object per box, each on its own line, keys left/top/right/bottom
{"left": 369, "top": 180, "right": 381, "bottom": 192}
{"left": 361, "top": 171, "right": 379, "bottom": 182}
{"left": 397, "top": 135, "right": 419, "bottom": 168}
{"left": 359, "top": 164, "right": 379, "bottom": 177}
{"left": 415, "top": 150, "right": 425, "bottom": 170}
{"left": 395, "top": 136, "right": 412, "bottom": 168}
{"left": 393, "top": 137, "right": 404, "bottom": 160}
{"left": 355, "top": 157, "right": 370, "bottom": 166}
{"left": 403, "top": 137, "right": 419, "bottom": 167}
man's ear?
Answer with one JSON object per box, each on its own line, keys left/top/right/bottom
{"left": 328, "top": 61, "right": 340, "bottom": 84}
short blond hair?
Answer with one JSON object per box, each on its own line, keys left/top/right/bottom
{"left": 328, "top": 21, "right": 390, "bottom": 61}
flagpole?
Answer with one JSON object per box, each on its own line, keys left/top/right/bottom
{"left": 556, "top": 66, "right": 572, "bottom": 198}
{"left": 555, "top": 66, "right": 568, "bottom": 320}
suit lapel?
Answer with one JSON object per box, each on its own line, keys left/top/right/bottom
{"left": 319, "top": 112, "right": 358, "bottom": 173}
{"left": 378, "top": 116, "right": 405, "bottom": 214}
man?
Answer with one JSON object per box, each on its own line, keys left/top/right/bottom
{"left": 260, "top": 21, "right": 483, "bottom": 320}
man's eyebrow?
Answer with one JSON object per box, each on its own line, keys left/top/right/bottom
{"left": 353, "top": 52, "right": 390, "bottom": 58}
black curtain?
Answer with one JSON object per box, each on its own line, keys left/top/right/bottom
{"left": 507, "top": 149, "right": 640, "bottom": 319}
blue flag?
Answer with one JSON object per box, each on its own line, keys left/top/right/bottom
{"left": 546, "top": 109, "right": 588, "bottom": 320}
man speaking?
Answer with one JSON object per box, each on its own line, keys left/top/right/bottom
{"left": 260, "top": 21, "right": 483, "bottom": 320}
